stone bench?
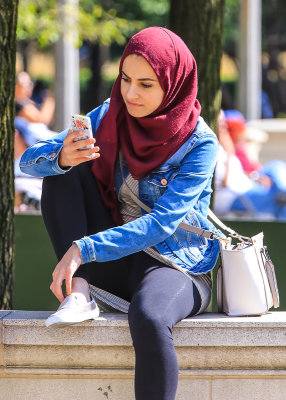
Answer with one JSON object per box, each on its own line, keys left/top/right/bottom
{"left": 1, "top": 310, "right": 286, "bottom": 400}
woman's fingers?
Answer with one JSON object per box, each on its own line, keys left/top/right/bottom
{"left": 50, "top": 276, "right": 65, "bottom": 303}
{"left": 64, "top": 266, "right": 74, "bottom": 297}
{"left": 50, "top": 244, "right": 82, "bottom": 302}
{"left": 67, "top": 130, "right": 95, "bottom": 150}
{"left": 59, "top": 129, "right": 99, "bottom": 167}
{"left": 65, "top": 128, "right": 84, "bottom": 143}
{"left": 72, "top": 136, "right": 96, "bottom": 150}
{"left": 69, "top": 148, "right": 100, "bottom": 167}
{"left": 73, "top": 143, "right": 99, "bottom": 156}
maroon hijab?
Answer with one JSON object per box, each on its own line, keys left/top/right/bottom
{"left": 91, "top": 27, "right": 201, "bottom": 224}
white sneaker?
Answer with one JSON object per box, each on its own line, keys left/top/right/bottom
{"left": 46, "top": 293, "right": 100, "bottom": 328}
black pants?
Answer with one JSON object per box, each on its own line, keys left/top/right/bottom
{"left": 41, "top": 163, "right": 201, "bottom": 400}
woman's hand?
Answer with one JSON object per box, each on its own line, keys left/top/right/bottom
{"left": 59, "top": 129, "right": 100, "bottom": 168}
{"left": 254, "top": 174, "right": 273, "bottom": 188}
{"left": 50, "top": 244, "right": 82, "bottom": 302}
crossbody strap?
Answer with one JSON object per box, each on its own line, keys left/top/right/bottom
{"left": 207, "top": 209, "right": 236, "bottom": 236}
{"left": 123, "top": 177, "right": 215, "bottom": 240}
{"left": 119, "top": 152, "right": 248, "bottom": 242}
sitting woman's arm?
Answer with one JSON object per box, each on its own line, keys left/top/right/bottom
{"left": 20, "top": 128, "right": 70, "bottom": 177}
{"left": 19, "top": 101, "right": 110, "bottom": 178}
{"left": 18, "top": 95, "right": 55, "bottom": 126}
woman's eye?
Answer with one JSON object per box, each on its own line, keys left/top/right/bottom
{"left": 121, "top": 76, "right": 129, "bottom": 82}
{"left": 141, "top": 83, "right": 152, "bottom": 88}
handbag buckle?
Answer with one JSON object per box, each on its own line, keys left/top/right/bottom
{"left": 228, "top": 232, "right": 252, "bottom": 244}
{"left": 211, "top": 232, "right": 252, "bottom": 248}
{"left": 210, "top": 233, "right": 231, "bottom": 244}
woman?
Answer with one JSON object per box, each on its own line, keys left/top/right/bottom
{"left": 20, "top": 27, "right": 221, "bottom": 400}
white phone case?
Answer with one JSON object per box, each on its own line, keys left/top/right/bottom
{"left": 71, "top": 114, "right": 94, "bottom": 151}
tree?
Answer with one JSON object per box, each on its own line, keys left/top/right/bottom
{"left": 16, "top": 0, "right": 145, "bottom": 53}
{"left": 169, "top": 0, "right": 225, "bottom": 133}
{"left": 0, "top": 1, "right": 18, "bottom": 309}
{"left": 16, "top": 0, "right": 169, "bottom": 111}
{"left": 17, "top": 0, "right": 169, "bottom": 49}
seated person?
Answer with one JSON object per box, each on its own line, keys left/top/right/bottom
{"left": 224, "top": 109, "right": 286, "bottom": 188}
{"left": 15, "top": 71, "right": 55, "bottom": 127}
{"left": 14, "top": 117, "right": 54, "bottom": 212}
{"left": 214, "top": 111, "right": 286, "bottom": 220}
{"left": 224, "top": 110, "right": 262, "bottom": 173}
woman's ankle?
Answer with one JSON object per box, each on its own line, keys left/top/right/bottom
{"left": 71, "top": 277, "right": 91, "bottom": 302}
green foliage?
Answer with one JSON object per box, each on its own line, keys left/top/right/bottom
{"left": 78, "top": 3, "right": 144, "bottom": 46}
{"left": 223, "top": 0, "right": 240, "bottom": 56}
{"left": 17, "top": 0, "right": 169, "bottom": 48}
{"left": 17, "top": 0, "right": 60, "bottom": 47}
{"left": 112, "top": 0, "right": 169, "bottom": 26}
{"left": 17, "top": 0, "right": 141, "bottom": 48}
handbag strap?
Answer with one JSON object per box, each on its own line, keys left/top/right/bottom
{"left": 207, "top": 209, "right": 236, "bottom": 236}
{"left": 119, "top": 152, "right": 249, "bottom": 242}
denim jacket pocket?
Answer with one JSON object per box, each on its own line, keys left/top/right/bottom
{"left": 147, "top": 166, "right": 179, "bottom": 197}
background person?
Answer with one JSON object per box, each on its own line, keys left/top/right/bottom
{"left": 214, "top": 111, "right": 286, "bottom": 219}
{"left": 225, "top": 109, "right": 286, "bottom": 204}
{"left": 14, "top": 116, "right": 56, "bottom": 212}
{"left": 15, "top": 71, "right": 55, "bottom": 127}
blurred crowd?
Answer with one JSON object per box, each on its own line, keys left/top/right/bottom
{"left": 14, "top": 72, "right": 55, "bottom": 213}
{"left": 214, "top": 110, "right": 286, "bottom": 220}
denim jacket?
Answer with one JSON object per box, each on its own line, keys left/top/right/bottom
{"left": 20, "top": 99, "right": 222, "bottom": 275}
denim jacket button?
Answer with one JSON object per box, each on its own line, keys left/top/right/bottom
{"left": 51, "top": 152, "right": 56, "bottom": 158}
{"left": 161, "top": 178, "right": 168, "bottom": 186}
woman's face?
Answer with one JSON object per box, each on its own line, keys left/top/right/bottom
{"left": 120, "top": 54, "right": 165, "bottom": 118}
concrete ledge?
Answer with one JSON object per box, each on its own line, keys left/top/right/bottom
{"left": 248, "top": 119, "right": 286, "bottom": 164}
{"left": 1, "top": 311, "right": 286, "bottom": 399}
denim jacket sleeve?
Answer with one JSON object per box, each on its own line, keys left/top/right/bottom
{"left": 75, "top": 131, "right": 219, "bottom": 264}
{"left": 19, "top": 99, "right": 110, "bottom": 177}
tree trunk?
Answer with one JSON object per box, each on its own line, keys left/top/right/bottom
{"left": 169, "top": 0, "right": 225, "bottom": 133}
{"left": 0, "top": 0, "right": 18, "bottom": 309}
{"left": 83, "top": 43, "right": 110, "bottom": 113}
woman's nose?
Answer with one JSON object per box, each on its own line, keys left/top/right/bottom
{"left": 126, "top": 84, "right": 139, "bottom": 100}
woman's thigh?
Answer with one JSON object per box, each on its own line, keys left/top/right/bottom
{"left": 76, "top": 256, "right": 133, "bottom": 302}
{"left": 78, "top": 251, "right": 201, "bottom": 317}
{"left": 128, "top": 253, "right": 201, "bottom": 327}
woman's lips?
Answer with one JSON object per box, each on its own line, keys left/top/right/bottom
{"left": 127, "top": 101, "right": 143, "bottom": 107}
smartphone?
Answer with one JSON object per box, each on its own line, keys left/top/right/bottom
{"left": 71, "top": 114, "right": 94, "bottom": 151}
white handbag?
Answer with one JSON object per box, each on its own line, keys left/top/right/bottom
{"left": 120, "top": 154, "right": 280, "bottom": 317}
{"left": 207, "top": 211, "right": 279, "bottom": 316}
{"left": 217, "top": 231, "right": 279, "bottom": 316}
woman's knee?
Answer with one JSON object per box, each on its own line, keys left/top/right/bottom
{"left": 42, "top": 172, "right": 73, "bottom": 205}
{"left": 128, "top": 302, "right": 171, "bottom": 346}
{"left": 42, "top": 164, "right": 89, "bottom": 206}
{"left": 43, "top": 165, "right": 80, "bottom": 190}
{"left": 42, "top": 174, "right": 61, "bottom": 193}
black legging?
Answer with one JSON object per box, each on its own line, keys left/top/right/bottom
{"left": 41, "top": 163, "right": 201, "bottom": 400}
